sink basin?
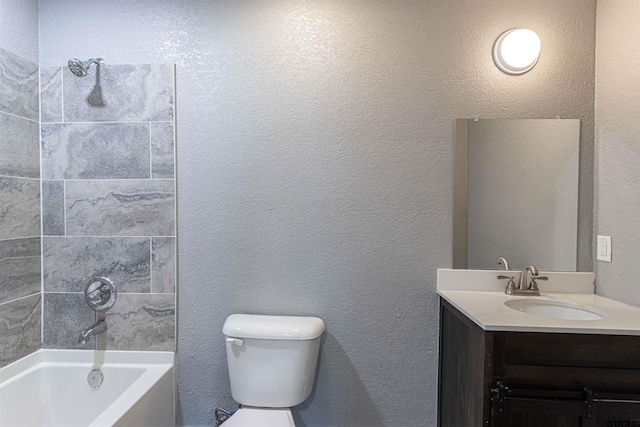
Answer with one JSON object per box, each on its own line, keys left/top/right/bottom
{"left": 504, "top": 299, "right": 605, "bottom": 321}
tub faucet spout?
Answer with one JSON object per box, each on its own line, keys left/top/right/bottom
{"left": 78, "top": 320, "right": 107, "bottom": 344}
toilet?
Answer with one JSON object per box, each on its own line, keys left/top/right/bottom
{"left": 222, "top": 314, "right": 325, "bottom": 427}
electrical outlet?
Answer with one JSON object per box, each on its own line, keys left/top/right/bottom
{"left": 597, "top": 235, "right": 612, "bottom": 262}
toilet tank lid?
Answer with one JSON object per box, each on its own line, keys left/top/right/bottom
{"left": 223, "top": 314, "right": 325, "bottom": 340}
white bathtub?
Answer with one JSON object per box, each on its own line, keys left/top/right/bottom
{"left": 0, "top": 349, "right": 175, "bottom": 427}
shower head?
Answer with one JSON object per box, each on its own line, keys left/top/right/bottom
{"left": 68, "top": 58, "right": 105, "bottom": 77}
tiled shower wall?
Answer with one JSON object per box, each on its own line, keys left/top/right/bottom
{"left": 0, "top": 47, "right": 42, "bottom": 367}
{"left": 39, "top": 63, "right": 176, "bottom": 351}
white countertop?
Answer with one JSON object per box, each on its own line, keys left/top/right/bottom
{"left": 437, "top": 268, "right": 640, "bottom": 336}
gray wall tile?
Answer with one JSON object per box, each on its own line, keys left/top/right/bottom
{"left": 43, "top": 236, "right": 150, "bottom": 293}
{"left": 41, "top": 122, "right": 151, "bottom": 179}
{"left": 42, "top": 180, "right": 65, "bottom": 236}
{"left": 0, "top": 177, "right": 40, "bottom": 239}
{"left": 151, "top": 122, "right": 175, "bottom": 178}
{"left": 0, "top": 47, "right": 38, "bottom": 121}
{"left": 0, "top": 112, "right": 39, "bottom": 178}
{"left": 152, "top": 237, "right": 175, "bottom": 293}
{"left": 40, "top": 66, "right": 63, "bottom": 123}
{"left": 0, "top": 294, "right": 41, "bottom": 368}
{"left": 65, "top": 179, "right": 175, "bottom": 236}
{"left": 104, "top": 293, "right": 175, "bottom": 351}
{"left": 34, "top": 59, "right": 177, "bottom": 356}
{"left": 0, "top": 237, "right": 40, "bottom": 304}
{"left": 43, "top": 293, "right": 95, "bottom": 350}
{"left": 63, "top": 64, "right": 174, "bottom": 122}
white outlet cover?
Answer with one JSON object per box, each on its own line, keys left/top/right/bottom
{"left": 597, "top": 235, "right": 612, "bottom": 262}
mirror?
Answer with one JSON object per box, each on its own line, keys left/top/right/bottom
{"left": 453, "top": 119, "right": 580, "bottom": 271}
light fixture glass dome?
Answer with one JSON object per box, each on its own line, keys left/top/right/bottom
{"left": 493, "top": 29, "right": 541, "bottom": 75}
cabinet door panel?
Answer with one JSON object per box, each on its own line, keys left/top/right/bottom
{"left": 491, "top": 397, "right": 640, "bottom": 427}
{"left": 492, "top": 397, "right": 584, "bottom": 427}
{"left": 504, "top": 332, "right": 640, "bottom": 369}
{"left": 439, "top": 301, "right": 490, "bottom": 426}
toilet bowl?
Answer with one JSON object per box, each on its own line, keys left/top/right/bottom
{"left": 222, "top": 314, "right": 325, "bottom": 427}
{"left": 221, "top": 407, "right": 295, "bottom": 427}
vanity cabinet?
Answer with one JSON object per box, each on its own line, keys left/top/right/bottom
{"left": 438, "top": 298, "right": 640, "bottom": 427}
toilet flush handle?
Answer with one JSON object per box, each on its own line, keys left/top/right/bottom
{"left": 226, "top": 337, "right": 244, "bottom": 347}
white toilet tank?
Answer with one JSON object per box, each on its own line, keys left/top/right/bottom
{"left": 223, "top": 314, "right": 325, "bottom": 408}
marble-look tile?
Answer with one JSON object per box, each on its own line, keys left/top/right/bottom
{"left": 64, "top": 64, "right": 174, "bottom": 122}
{"left": 41, "top": 122, "right": 151, "bottom": 179}
{"left": 0, "top": 47, "right": 38, "bottom": 121}
{"left": 43, "top": 237, "right": 150, "bottom": 293}
{"left": 43, "top": 293, "right": 95, "bottom": 350}
{"left": 0, "top": 237, "right": 40, "bottom": 304}
{"left": 0, "top": 294, "right": 41, "bottom": 368}
{"left": 0, "top": 177, "right": 40, "bottom": 240}
{"left": 0, "top": 112, "right": 40, "bottom": 178}
{"left": 65, "top": 180, "right": 175, "bottom": 236}
{"left": 104, "top": 293, "right": 175, "bottom": 351}
{"left": 151, "top": 122, "right": 175, "bottom": 178}
{"left": 42, "top": 180, "right": 65, "bottom": 236}
{"left": 40, "top": 66, "right": 63, "bottom": 123}
{"left": 152, "top": 237, "right": 175, "bottom": 293}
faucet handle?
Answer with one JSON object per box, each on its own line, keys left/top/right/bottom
{"left": 498, "top": 275, "right": 517, "bottom": 295}
{"left": 529, "top": 276, "right": 548, "bottom": 291}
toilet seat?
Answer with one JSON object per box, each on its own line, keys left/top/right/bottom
{"left": 222, "top": 407, "right": 295, "bottom": 427}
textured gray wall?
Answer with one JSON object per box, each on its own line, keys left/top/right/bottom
{"left": 594, "top": 1, "right": 640, "bottom": 306}
{"left": 0, "top": 0, "right": 38, "bottom": 63}
{"left": 39, "top": 1, "right": 596, "bottom": 426}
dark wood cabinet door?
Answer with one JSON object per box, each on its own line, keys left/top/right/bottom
{"left": 490, "top": 394, "right": 640, "bottom": 427}
{"left": 491, "top": 396, "right": 585, "bottom": 427}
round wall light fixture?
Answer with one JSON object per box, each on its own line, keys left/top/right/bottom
{"left": 492, "top": 29, "right": 541, "bottom": 75}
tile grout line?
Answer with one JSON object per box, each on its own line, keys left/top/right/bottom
{"left": 41, "top": 120, "right": 174, "bottom": 125}
{"left": 150, "top": 236, "right": 154, "bottom": 293}
{"left": 0, "top": 109, "right": 39, "bottom": 124}
{"left": 39, "top": 64, "right": 45, "bottom": 346}
{"left": 0, "top": 292, "right": 41, "bottom": 309}
{"left": 0, "top": 174, "right": 40, "bottom": 181}
{"left": 172, "top": 64, "right": 178, "bottom": 354}
{"left": 63, "top": 179, "right": 67, "bottom": 236}
{"left": 59, "top": 178, "right": 174, "bottom": 181}
{"left": 42, "top": 235, "right": 175, "bottom": 239}
{"left": 42, "top": 291, "right": 175, "bottom": 296}
{"left": 0, "top": 235, "right": 41, "bottom": 242}
{"left": 149, "top": 121, "right": 153, "bottom": 180}
{"left": 60, "top": 66, "right": 65, "bottom": 123}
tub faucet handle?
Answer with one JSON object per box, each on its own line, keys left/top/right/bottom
{"left": 84, "top": 277, "right": 117, "bottom": 312}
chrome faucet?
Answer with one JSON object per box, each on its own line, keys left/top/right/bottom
{"left": 78, "top": 320, "right": 107, "bottom": 344}
{"left": 497, "top": 257, "right": 511, "bottom": 271}
{"left": 497, "top": 261, "right": 547, "bottom": 296}
{"left": 518, "top": 265, "right": 538, "bottom": 290}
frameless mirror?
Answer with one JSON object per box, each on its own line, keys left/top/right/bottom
{"left": 453, "top": 119, "right": 580, "bottom": 271}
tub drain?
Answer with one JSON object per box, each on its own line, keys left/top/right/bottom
{"left": 88, "top": 369, "right": 104, "bottom": 389}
